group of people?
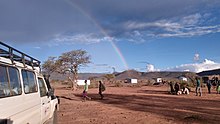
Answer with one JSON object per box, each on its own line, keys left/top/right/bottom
{"left": 169, "top": 77, "right": 220, "bottom": 96}
{"left": 82, "top": 80, "right": 106, "bottom": 101}
{"left": 82, "top": 77, "right": 220, "bottom": 101}
{"left": 195, "top": 77, "right": 220, "bottom": 95}
{"left": 205, "top": 77, "right": 220, "bottom": 94}
{"left": 169, "top": 82, "right": 190, "bottom": 95}
{"left": 169, "top": 77, "right": 205, "bottom": 96}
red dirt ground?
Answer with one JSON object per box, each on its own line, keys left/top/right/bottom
{"left": 55, "top": 84, "right": 220, "bottom": 124}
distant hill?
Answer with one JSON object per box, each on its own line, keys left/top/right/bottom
{"left": 114, "top": 70, "right": 198, "bottom": 81}
{"left": 114, "top": 70, "right": 143, "bottom": 80}
{"left": 197, "top": 68, "right": 220, "bottom": 76}
{"left": 50, "top": 70, "right": 198, "bottom": 82}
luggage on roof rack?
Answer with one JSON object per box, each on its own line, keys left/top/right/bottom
{"left": 0, "top": 41, "right": 41, "bottom": 69}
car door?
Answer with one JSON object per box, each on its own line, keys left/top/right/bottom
{"left": 38, "top": 77, "right": 51, "bottom": 123}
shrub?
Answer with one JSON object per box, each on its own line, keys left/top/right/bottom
{"left": 114, "top": 82, "right": 123, "bottom": 87}
{"left": 89, "top": 82, "right": 98, "bottom": 88}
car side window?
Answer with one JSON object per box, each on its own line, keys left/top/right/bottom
{"left": 22, "top": 70, "right": 37, "bottom": 94}
{"left": 0, "top": 65, "right": 21, "bottom": 98}
{"left": 8, "top": 67, "right": 21, "bottom": 95}
{"left": 38, "top": 78, "right": 47, "bottom": 97}
{"left": 0, "top": 65, "right": 10, "bottom": 97}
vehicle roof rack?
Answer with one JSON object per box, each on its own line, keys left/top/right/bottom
{"left": 0, "top": 41, "right": 41, "bottom": 70}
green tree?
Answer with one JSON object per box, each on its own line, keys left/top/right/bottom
{"left": 58, "top": 49, "right": 91, "bottom": 89}
{"left": 104, "top": 74, "right": 115, "bottom": 81}
{"left": 42, "top": 56, "right": 57, "bottom": 75}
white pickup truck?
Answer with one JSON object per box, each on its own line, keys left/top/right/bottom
{"left": 0, "top": 41, "right": 59, "bottom": 124}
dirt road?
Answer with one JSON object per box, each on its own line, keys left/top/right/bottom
{"left": 55, "top": 85, "right": 220, "bottom": 124}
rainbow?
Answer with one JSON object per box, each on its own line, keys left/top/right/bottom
{"left": 65, "top": 0, "right": 129, "bottom": 70}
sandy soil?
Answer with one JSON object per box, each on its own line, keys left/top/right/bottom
{"left": 55, "top": 84, "right": 220, "bottom": 124}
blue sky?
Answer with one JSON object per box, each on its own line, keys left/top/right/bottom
{"left": 1, "top": 0, "right": 220, "bottom": 73}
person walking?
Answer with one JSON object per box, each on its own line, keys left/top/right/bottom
{"left": 99, "top": 81, "right": 106, "bottom": 100}
{"left": 82, "top": 80, "right": 91, "bottom": 101}
{"left": 196, "top": 77, "right": 202, "bottom": 96}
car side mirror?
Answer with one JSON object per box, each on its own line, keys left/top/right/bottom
{"left": 46, "top": 90, "right": 52, "bottom": 97}
{"left": 46, "top": 88, "right": 55, "bottom": 98}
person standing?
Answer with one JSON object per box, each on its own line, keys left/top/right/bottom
{"left": 196, "top": 77, "right": 202, "bottom": 96}
{"left": 174, "top": 82, "right": 180, "bottom": 95}
{"left": 99, "top": 81, "right": 106, "bottom": 100}
{"left": 207, "top": 80, "right": 212, "bottom": 94}
{"left": 169, "top": 81, "right": 175, "bottom": 94}
{"left": 82, "top": 80, "right": 91, "bottom": 101}
{"left": 217, "top": 80, "right": 220, "bottom": 94}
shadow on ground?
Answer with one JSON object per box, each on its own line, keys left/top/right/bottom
{"left": 59, "top": 88, "right": 220, "bottom": 124}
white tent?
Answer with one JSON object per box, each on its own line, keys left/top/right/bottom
{"left": 125, "top": 79, "right": 138, "bottom": 83}
{"left": 179, "top": 77, "right": 188, "bottom": 82}
{"left": 77, "top": 80, "right": 91, "bottom": 85}
{"left": 156, "top": 78, "right": 162, "bottom": 83}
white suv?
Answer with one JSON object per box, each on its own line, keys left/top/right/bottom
{"left": 0, "top": 41, "right": 59, "bottom": 124}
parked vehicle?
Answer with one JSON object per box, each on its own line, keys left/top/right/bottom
{"left": 0, "top": 41, "right": 59, "bottom": 124}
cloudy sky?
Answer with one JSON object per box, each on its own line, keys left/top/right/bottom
{"left": 1, "top": 0, "right": 220, "bottom": 73}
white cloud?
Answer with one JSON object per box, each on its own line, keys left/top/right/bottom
{"left": 34, "top": 46, "right": 41, "bottom": 49}
{"left": 125, "top": 20, "right": 182, "bottom": 30}
{"left": 181, "top": 13, "right": 202, "bottom": 26}
{"left": 203, "top": 59, "right": 215, "bottom": 64}
{"left": 133, "top": 30, "right": 141, "bottom": 36}
{"left": 146, "top": 64, "right": 160, "bottom": 72}
{"left": 194, "top": 53, "right": 200, "bottom": 62}
{"left": 123, "top": 13, "right": 220, "bottom": 40}
{"left": 165, "top": 59, "right": 220, "bottom": 73}
{"left": 49, "top": 33, "right": 114, "bottom": 46}
{"left": 124, "top": 31, "right": 146, "bottom": 43}
{"left": 147, "top": 64, "right": 154, "bottom": 72}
